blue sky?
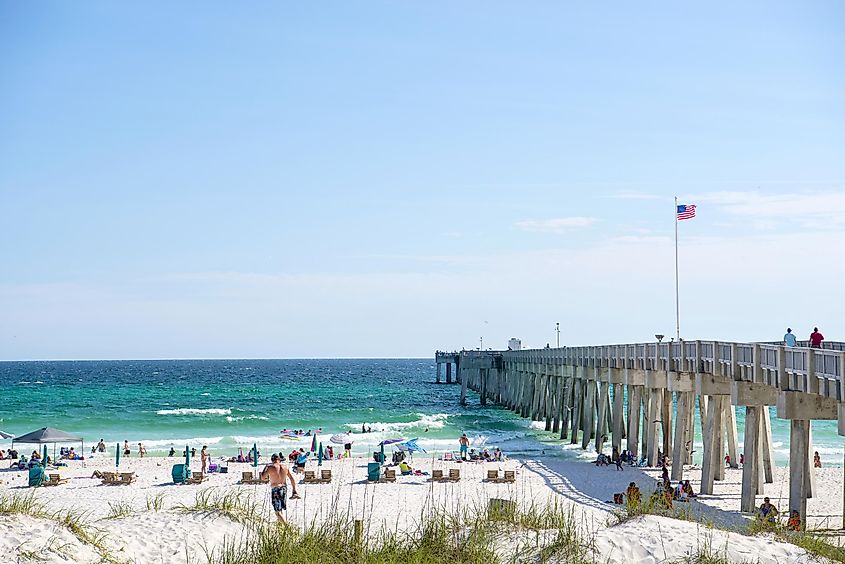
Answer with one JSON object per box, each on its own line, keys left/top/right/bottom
{"left": 2, "top": 2, "right": 843, "bottom": 359}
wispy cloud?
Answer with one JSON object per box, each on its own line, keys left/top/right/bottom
{"left": 611, "top": 192, "right": 660, "bottom": 200}
{"left": 514, "top": 217, "right": 597, "bottom": 233}
{"left": 693, "top": 190, "right": 845, "bottom": 229}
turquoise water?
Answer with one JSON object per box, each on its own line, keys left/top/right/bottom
{"left": 2, "top": 359, "right": 841, "bottom": 466}
{"left": 1, "top": 359, "right": 545, "bottom": 459}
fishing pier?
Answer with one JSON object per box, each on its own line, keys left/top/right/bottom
{"left": 435, "top": 340, "right": 845, "bottom": 527}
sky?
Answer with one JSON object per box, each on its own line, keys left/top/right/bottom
{"left": 1, "top": 2, "right": 843, "bottom": 359}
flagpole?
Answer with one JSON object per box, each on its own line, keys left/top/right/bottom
{"left": 674, "top": 196, "right": 680, "bottom": 341}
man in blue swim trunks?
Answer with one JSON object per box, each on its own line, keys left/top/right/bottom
{"left": 459, "top": 433, "right": 470, "bottom": 461}
{"left": 260, "top": 453, "right": 299, "bottom": 522}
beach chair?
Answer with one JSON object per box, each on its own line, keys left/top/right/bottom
{"left": 302, "top": 470, "right": 317, "bottom": 484}
{"left": 43, "top": 473, "right": 68, "bottom": 486}
{"left": 100, "top": 472, "right": 118, "bottom": 485}
{"left": 442, "top": 452, "right": 454, "bottom": 462}
{"left": 319, "top": 469, "right": 332, "bottom": 484}
{"left": 239, "top": 471, "right": 267, "bottom": 484}
{"left": 382, "top": 469, "right": 396, "bottom": 483}
{"left": 430, "top": 469, "right": 444, "bottom": 482}
{"left": 503, "top": 470, "right": 515, "bottom": 483}
{"left": 448, "top": 469, "right": 461, "bottom": 482}
{"left": 186, "top": 472, "right": 206, "bottom": 484}
{"left": 483, "top": 469, "right": 500, "bottom": 482}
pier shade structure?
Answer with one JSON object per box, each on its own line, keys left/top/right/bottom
{"left": 435, "top": 340, "right": 845, "bottom": 529}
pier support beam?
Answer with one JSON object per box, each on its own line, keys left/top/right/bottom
{"left": 700, "top": 395, "right": 725, "bottom": 495}
{"left": 789, "top": 419, "right": 810, "bottom": 528}
{"left": 570, "top": 376, "right": 583, "bottom": 445}
{"left": 446, "top": 363, "right": 452, "bottom": 384}
{"left": 646, "top": 389, "right": 661, "bottom": 466}
{"left": 612, "top": 382, "right": 624, "bottom": 453}
{"left": 460, "top": 366, "right": 468, "bottom": 405}
{"left": 436, "top": 363, "right": 442, "bottom": 384}
{"left": 582, "top": 379, "right": 596, "bottom": 450}
{"left": 595, "top": 380, "right": 609, "bottom": 454}
{"left": 671, "top": 391, "right": 691, "bottom": 481}
{"left": 559, "top": 373, "right": 573, "bottom": 440}
{"left": 626, "top": 385, "right": 642, "bottom": 458}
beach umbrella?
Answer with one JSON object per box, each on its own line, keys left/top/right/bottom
{"left": 115, "top": 443, "right": 120, "bottom": 469}
{"left": 42, "top": 445, "right": 47, "bottom": 468}
{"left": 0, "top": 431, "right": 13, "bottom": 439}
{"left": 379, "top": 438, "right": 404, "bottom": 446}
{"left": 380, "top": 441, "right": 385, "bottom": 465}
{"left": 330, "top": 433, "right": 352, "bottom": 445}
{"left": 318, "top": 443, "right": 323, "bottom": 466}
{"left": 398, "top": 439, "right": 427, "bottom": 454}
{"left": 185, "top": 444, "right": 190, "bottom": 470}
{"left": 252, "top": 443, "right": 258, "bottom": 469}
{"left": 311, "top": 433, "right": 317, "bottom": 452}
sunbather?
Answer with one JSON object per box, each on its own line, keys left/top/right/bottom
{"left": 399, "top": 461, "right": 413, "bottom": 475}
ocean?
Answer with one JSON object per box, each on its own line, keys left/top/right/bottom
{"left": 2, "top": 359, "right": 841, "bottom": 466}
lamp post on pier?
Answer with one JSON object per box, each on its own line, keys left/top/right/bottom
{"left": 556, "top": 322, "right": 560, "bottom": 348}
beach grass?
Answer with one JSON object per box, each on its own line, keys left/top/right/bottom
{"left": 207, "top": 501, "right": 599, "bottom": 564}
{"left": 177, "top": 487, "right": 260, "bottom": 524}
{"left": 0, "top": 490, "right": 46, "bottom": 517}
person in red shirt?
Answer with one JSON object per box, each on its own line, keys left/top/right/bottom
{"left": 809, "top": 328, "right": 824, "bottom": 348}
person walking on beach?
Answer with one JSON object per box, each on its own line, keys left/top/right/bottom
{"left": 97, "top": 439, "right": 106, "bottom": 453}
{"left": 810, "top": 327, "right": 824, "bottom": 348}
{"left": 201, "top": 445, "right": 209, "bottom": 474}
{"left": 783, "top": 328, "right": 797, "bottom": 347}
{"left": 459, "top": 433, "right": 470, "bottom": 461}
{"left": 138, "top": 443, "right": 146, "bottom": 458}
{"left": 123, "top": 441, "right": 131, "bottom": 457}
{"left": 260, "top": 453, "right": 299, "bottom": 523}
{"left": 343, "top": 431, "right": 353, "bottom": 458}
{"left": 814, "top": 451, "right": 821, "bottom": 468}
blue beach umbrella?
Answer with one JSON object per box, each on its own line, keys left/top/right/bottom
{"left": 318, "top": 443, "right": 323, "bottom": 466}
{"left": 115, "top": 443, "right": 120, "bottom": 469}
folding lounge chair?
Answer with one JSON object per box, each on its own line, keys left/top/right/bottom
{"left": 42, "top": 473, "right": 68, "bottom": 486}
{"left": 430, "top": 469, "right": 445, "bottom": 482}
{"left": 483, "top": 469, "right": 500, "bottom": 482}
{"left": 382, "top": 469, "right": 396, "bottom": 483}
{"left": 319, "top": 469, "right": 332, "bottom": 483}
{"left": 503, "top": 470, "right": 515, "bottom": 483}
{"left": 448, "top": 469, "right": 461, "bottom": 482}
{"left": 302, "top": 470, "right": 317, "bottom": 484}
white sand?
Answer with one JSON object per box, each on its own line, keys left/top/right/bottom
{"left": 0, "top": 453, "right": 837, "bottom": 563}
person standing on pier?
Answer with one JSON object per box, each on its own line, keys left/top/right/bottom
{"left": 809, "top": 327, "right": 824, "bottom": 348}
{"left": 783, "top": 328, "right": 797, "bottom": 347}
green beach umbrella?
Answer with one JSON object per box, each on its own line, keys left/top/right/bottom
{"left": 185, "top": 444, "right": 190, "bottom": 469}
{"left": 379, "top": 442, "right": 385, "bottom": 465}
{"left": 311, "top": 433, "right": 317, "bottom": 453}
{"left": 42, "top": 445, "right": 47, "bottom": 468}
{"left": 318, "top": 443, "right": 323, "bottom": 466}
{"left": 115, "top": 443, "right": 120, "bottom": 468}
{"left": 252, "top": 443, "right": 258, "bottom": 470}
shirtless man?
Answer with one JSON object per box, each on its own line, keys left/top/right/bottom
{"left": 260, "top": 453, "right": 299, "bottom": 522}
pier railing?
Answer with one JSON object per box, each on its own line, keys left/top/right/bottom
{"left": 501, "top": 340, "right": 845, "bottom": 400}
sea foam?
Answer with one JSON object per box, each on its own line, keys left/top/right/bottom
{"left": 156, "top": 408, "right": 231, "bottom": 416}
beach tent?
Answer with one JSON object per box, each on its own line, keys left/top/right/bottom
{"left": 12, "top": 427, "right": 84, "bottom": 461}
{"left": 0, "top": 431, "right": 14, "bottom": 439}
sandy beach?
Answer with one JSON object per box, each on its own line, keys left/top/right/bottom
{"left": 1, "top": 451, "right": 837, "bottom": 563}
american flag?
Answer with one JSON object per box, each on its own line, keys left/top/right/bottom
{"left": 676, "top": 204, "right": 696, "bottom": 220}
